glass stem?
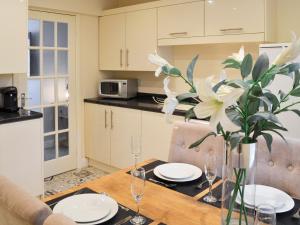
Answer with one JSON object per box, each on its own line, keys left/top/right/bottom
{"left": 209, "top": 181, "right": 213, "bottom": 197}
{"left": 136, "top": 201, "right": 140, "bottom": 218}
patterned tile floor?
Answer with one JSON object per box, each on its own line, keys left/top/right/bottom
{"left": 44, "top": 166, "right": 108, "bottom": 197}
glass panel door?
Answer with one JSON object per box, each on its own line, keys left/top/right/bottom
{"left": 28, "top": 11, "right": 76, "bottom": 178}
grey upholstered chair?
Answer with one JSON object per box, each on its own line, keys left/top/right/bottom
{"left": 168, "top": 120, "right": 300, "bottom": 199}
{"left": 0, "top": 176, "right": 52, "bottom": 225}
{"left": 43, "top": 214, "right": 77, "bottom": 225}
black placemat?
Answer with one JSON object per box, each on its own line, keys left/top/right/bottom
{"left": 128, "top": 160, "right": 221, "bottom": 197}
{"left": 46, "top": 188, "right": 153, "bottom": 225}
{"left": 198, "top": 184, "right": 300, "bottom": 225}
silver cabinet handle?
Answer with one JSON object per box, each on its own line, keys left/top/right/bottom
{"left": 169, "top": 32, "right": 188, "bottom": 36}
{"left": 220, "top": 28, "right": 243, "bottom": 32}
{"left": 120, "top": 49, "right": 123, "bottom": 68}
{"left": 110, "top": 110, "right": 113, "bottom": 129}
{"left": 104, "top": 110, "right": 107, "bottom": 129}
{"left": 126, "top": 49, "right": 129, "bottom": 67}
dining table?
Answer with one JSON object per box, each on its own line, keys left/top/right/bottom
{"left": 43, "top": 159, "right": 300, "bottom": 225}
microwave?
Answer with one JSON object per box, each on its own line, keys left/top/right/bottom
{"left": 99, "top": 79, "right": 138, "bottom": 99}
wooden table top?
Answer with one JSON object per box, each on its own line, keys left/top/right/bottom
{"left": 43, "top": 159, "right": 222, "bottom": 225}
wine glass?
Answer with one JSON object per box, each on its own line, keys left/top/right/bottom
{"left": 203, "top": 151, "right": 217, "bottom": 203}
{"left": 131, "top": 135, "right": 142, "bottom": 167}
{"left": 255, "top": 204, "right": 276, "bottom": 225}
{"left": 130, "top": 167, "right": 146, "bottom": 225}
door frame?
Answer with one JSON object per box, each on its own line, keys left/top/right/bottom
{"left": 28, "top": 10, "right": 79, "bottom": 177}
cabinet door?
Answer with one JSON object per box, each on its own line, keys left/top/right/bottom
{"left": 126, "top": 8, "right": 157, "bottom": 71}
{"left": 85, "top": 103, "right": 110, "bottom": 165}
{"left": 99, "top": 14, "right": 126, "bottom": 70}
{"left": 158, "top": 2, "right": 204, "bottom": 39}
{"left": 205, "top": 0, "right": 265, "bottom": 36}
{"left": 0, "top": 119, "right": 43, "bottom": 196}
{"left": 141, "top": 111, "right": 184, "bottom": 161}
{"left": 110, "top": 107, "right": 141, "bottom": 168}
{"left": 0, "top": 0, "right": 28, "bottom": 74}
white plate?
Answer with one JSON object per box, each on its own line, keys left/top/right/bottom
{"left": 154, "top": 163, "right": 202, "bottom": 182}
{"left": 235, "top": 185, "right": 295, "bottom": 213}
{"left": 53, "top": 194, "right": 119, "bottom": 224}
{"left": 156, "top": 163, "right": 195, "bottom": 180}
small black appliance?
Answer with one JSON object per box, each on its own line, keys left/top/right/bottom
{"left": 0, "top": 86, "right": 19, "bottom": 112}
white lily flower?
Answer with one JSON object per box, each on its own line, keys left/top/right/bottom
{"left": 162, "top": 77, "right": 178, "bottom": 122}
{"left": 229, "top": 46, "right": 245, "bottom": 62}
{"left": 148, "top": 53, "right": 173, "bottom": 77}
{"left": 194, "top": 76, "right": 244, "bottom": 132}
{"left": 273, "top": 32, "right": 300, "bottom": 66}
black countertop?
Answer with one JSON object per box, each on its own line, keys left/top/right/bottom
{"left": 84, "top": 93, "right": 188, "bottom": 117}
{"left": 0, "top": 109, "right": 43, "bottom": 125}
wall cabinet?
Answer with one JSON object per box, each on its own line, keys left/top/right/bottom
{"left": 158, "top": 2, "right": 205, "bottom": 40}
{"left": 0, "top": 0, "right": 28, "bottom": 74}
{"left": 99, "top": 8, "right": 157, "bottom": 71}
{"left": 85, "top": 103, "right": 141, "bottom": 168}
{"left": 0, "top": 119, "right": 43, "bottom": 196}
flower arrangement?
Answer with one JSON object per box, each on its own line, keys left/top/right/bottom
{"left": 149, "top": 33, "right": 300, "bottom": 224}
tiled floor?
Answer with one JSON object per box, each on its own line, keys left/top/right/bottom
{"left": 44, "top": 166, "right": 108, "bottom": 197}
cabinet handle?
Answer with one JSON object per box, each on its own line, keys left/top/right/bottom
{"left": 104, "top": 110, "right": 107, "bottom": 129}
{"left": 110, "top": 110, "right": 113, "bottom": 129}
{"left": 169, "top": 32, "right": 188, "bottom": 36}
{"left": 126, "top": 49, "right": 129, "bottom": 67}
{"left": 120, "top": 49, "right": 123, "bottom": 68}
{"left": 220, "top": 28, "right": 243, "bottom": 32}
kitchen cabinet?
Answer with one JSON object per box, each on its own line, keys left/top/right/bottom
{"left": 99, "top": 8, "right": 157, "bottom": 71}
{"left": 0, "top": 119, "right": 43, "bottom": 196}
{"left": 158, "top": 1, "right": 204, "bottom": 41}
{"left": 85, "top": 103, "right": 142, "bottom": 168}
{"left": 141, "top": 111, "right": 184, "bottom": 161}
{"left": 0, "top": 0, "right": 28, "bottom": 74}
{"left": 205, "top": 0, "right": 275, "bottom": 42}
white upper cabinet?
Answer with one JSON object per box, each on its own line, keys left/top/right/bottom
{"left": 158, "top": 2, "right": 205, "bottom": 40}
{"left": 99, "top": 8, "right": 157, "bottom": 71}
{"left": 205, "top": 0, "right": 264, "bottom": 36}
{"left": 99, "top": 14, "right": 126, "bottom": 71}
{"left": 0, "top": 0, "right": 28, "bottom": 74}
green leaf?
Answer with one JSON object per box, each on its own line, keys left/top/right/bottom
{"left": 252, "top": 53, "right": 269, "bottom": 81}
{"left": 262, "top": 121, "right": 287, "bottom": 131}
{"left": 176, "top": 93, "right": 198, "bottom": 102}
{"left": 223, "top": 58, "right": 241, "bottom": 69}
{"left": 189, "top": 132, "right": 217, "bottom": 149}
{"left": 269, "top": 129, "right": 288, "bottom": 144}
{"left": 279, "top": 90, "right": 289, "bottom": 102}
{"left": 169, "top": 67, "right": 182, "bottom": 76}
{"left": 264, "top": 92, "right": 279, "bottom": 112}
{"left": 248, "top": 112, "right": 280, "bottom": 124}
{"left": 241, "top": 54, "right": 253, "bottom": 78}
{"left": 186, "top": 55, "right": 199, "bottom": 84}
{"left": 212, "top": 80, "right": 226, "bottom": 93}
{"left": 229, "top": 133, "right": 241, "bottom": 150}
{"left": 226, "top": 80, "right": 249, "bottom": 89}
{"left": 226, "top": 108, "right": 243, "bottom": 126}
{"left": 291, "top": 109, "right": 300, "bottom": 117}
{"left": 184, "top": 107, "right": 196, "bottom": 121}
{"left": 280, "top": 63, "right": 300, "bottom": 75}
{"left": 247, "top": 99, "right": 260, "bottom": 115}
{"left": 262, "top": 132, "right": 273, "bottom": 152}
{"left": 293, "top": 70, "right": 300, "bottom": 89}
{"left": 290, "top": 87, "right": 300, "bottom": 97}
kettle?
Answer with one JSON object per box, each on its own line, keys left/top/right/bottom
{"left": 0, "top": 86, "right": 19, "bottom": 112}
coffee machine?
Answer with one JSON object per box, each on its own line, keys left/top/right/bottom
{"left": 0, "top": 86, "right": 19, "bottom": 112}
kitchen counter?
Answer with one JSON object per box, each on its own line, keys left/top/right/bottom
{"left": 84, "top": 93, "right": 191, "bottom": 117}
{"left": 0, "top": 109, "right": 43, "bottom": 125}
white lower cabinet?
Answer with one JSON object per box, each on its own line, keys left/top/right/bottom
{"left": 141, "top": 111, "right": 183, "bottom": 161}
{"left": 85, "top": 103, "right": 142, "bottom": 168}
{"left": 85, "top": 103, "right": 184, "bottom": 169}
{"left": 0, "top": 119, "right": 43, "bottom": 196}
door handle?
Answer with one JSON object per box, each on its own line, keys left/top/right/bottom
{"left": 126, "top": 49, "right": 129, "bottom": 67}
{"left": 110, "top": 110, "right": 113, "bottom": 129}
{"left": 220, "top": 27, "right": 243, "bottom": 32}
{"left": 120, "top": 49, "right": 123, "bottom": 68}
{"left": 104, "top": 110, "right": 107, "bottom": 129}
{"left": 169, "top": 32, "right": 188, "bottom": 36}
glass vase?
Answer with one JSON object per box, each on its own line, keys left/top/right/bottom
{"left": 221, "top": 142, "right": 257, "bottom": 225}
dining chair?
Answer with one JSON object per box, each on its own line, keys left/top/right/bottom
{"left": 0, "top": 175, "right": 52, "bottom": 225}
{"left": 168, "top": 120, "right": 300, "bottom": 199}
{"left": 43, "top": 214, "right": 76, "bottom": 225}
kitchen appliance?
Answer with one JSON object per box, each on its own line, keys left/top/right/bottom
{"left": 99, "top": 79, "right": 138, "bottom": 99}
{"left": 0, "top": 86, "right": 18, "bottom": 112}
{"left": 260, "top": 43, "right": 300, "bottom": 139}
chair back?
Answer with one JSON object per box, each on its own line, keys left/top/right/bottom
{"left": 0, "top": 176, "right": 52, "bottom": 225}
{"left": 168, "top": 121, "right": 300, "bottom": 199}
{"left": 43, "top": 214, "right": 76, "bottom": 225}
